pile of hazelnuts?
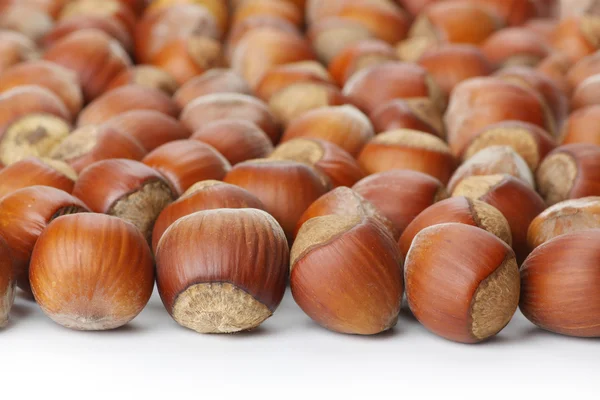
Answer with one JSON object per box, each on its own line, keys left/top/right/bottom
{"left": 0, "top": 0, "right": 599, "bottom": 344}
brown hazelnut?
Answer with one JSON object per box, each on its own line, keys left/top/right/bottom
{"left": 566, "top": 51, "right": 600, "bottom": 91}
{"left": 0, "top": 236, "right": 15, "bottom": 327}
{"left": 30, "top": 213, "right": 155, "bottom": 330}
{"left": 561, "top": 105, "right": 600, "bottom": 145}
{"left": 43, "top": 29, "right": 131, "bottom": 101}
{"left": 369, "top": 98, "right": 445, "bottom": 138}
{"left": 156, "top": 208, "right": 288, "bottom": 333}
{"left": 536, "top": 53, "right": 573, "bottom": 94}
{"left": 523, "top": 18, "right": 558, "bottom": 41}
{"left": 281, "top": 105, "right": 374, "bottom": 156}
{"left": 73, "top": 159, "right": 175, "bottom": 241}
{"left": 452, "top": 174, "right": 547, "bottom": 262}
{"left": 224, "top": 159, "right": 330, "bottom": 240}
{"left": 231, "top": 28, "right": 316, "bottom": 89}
{"left": 103, "top": 110, "right": 190, "bottom": 152}
{"left": 232, "top": 0, "right": 303, "bottom": 28}
{"left": 399, "top": 196, "right": 512, "bottom": 257}
{"left": 471, "top": 0, "right": 542, "bottom": 25}
{"left": 142, "top": 140, "right": 231, "bottom": 196}
{"left": 328, "top": 39, "right": 398, "bottom": 86}
{"left": 0, "top": 185, "right": 89, "bottom": 293}
{"left": 152, "top": 180, "right": 265, "bottom": 253}
{"left": 106, "top": 65, "right": 179, "bottom": 95}
{"left": 191, "top": 120, "right": 273, "bottom": 165}
{"left": 50, "top": 125, "right": 147, "bottom": 173}
{"left": 357, "top": 129, "right": 457, "bottom": 184}
{"left": 77, "top": 85, "right": 180, "bottom": 127}
{"left": 295, "top": 186, "right": 397, "bottom": 240}
{"left": 180, "top": 93, "right": 280, "bottom": 144}
{"left": 146, "top": 0, "right": 229, "bottom": 34}
{"left": 536, "top": 144, "right": 600, "bottom": 205}
{"left": 417, "top": 44, "right": 493, "bottom": 97}
{"left": 353, "top": 169, "right": 448, "bottom": 236}
{"left": 270, "top": 138, "right": 365, "bottom": 188}
{"left": 59, "top": 0, "right": 137, "bottom": 36}
{"left": 173, "top": 68, "right": 251, "bottom": 109}
{"left": 254, "top": 61, "right": 333, "bottom": 102}
{"left": 0, "top": 157, "right": 76, "bottom": 199}
{"left": 572, "top": 74, "right": 600, "bottom": 110}
{"left": 0, "top": 31, "right": 40, "bottom": 74}
{"left": 405, "top": 223, "right": 519, "bottom": 343}
{"left": 520, "top": 229, "right": 600, "bottom": 337}
{"left": 0, "top": 0, "right": 70, "bottom": 19}
{"left": 481, "top": 28, "right": 551, "bottom": 68}
{"left": 291, "top": 214, "right": 403, "bottom": 334}
{"left": 306, "top": 17, "right": 375, "bottom": 65}
{"left": 528, "top": 197, "right": 600, "bottom": 249}
{"left": 552, "top": 16, "right": 600, "bottom": 62}
{"left": 0, "top": 5, "right": 54, "bottom": 44}
{"left": 343, "top": 61, "right": 445, "bottom": 114}
{"left": 0, "top": 60, "right": 83, "bottom": 117}
{"left": 41, "top": 15, "right": 134, "bottom": 53}
{"left": 448, "top": 146, "right": 534, "bottom": 193}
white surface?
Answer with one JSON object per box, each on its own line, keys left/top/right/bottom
{"left": 3, "top": 287, "right": 599, "bottom": 398}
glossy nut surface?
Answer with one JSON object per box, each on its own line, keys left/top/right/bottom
{"left": 0, "top": 236, "right": 16, "bottom": 328}
{"left": 0, "top": 157, "right": 76, "bottom": 200}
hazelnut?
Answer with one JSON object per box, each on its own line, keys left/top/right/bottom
{"left": 572, "top": 74, "right": 600, "bottom": 110}
{"left": 156, "top": 209, "right": 289, "bottom": 333}
{"left": 0, "top": 60, "right": 83, "bottom": 117}
{"left": 495, "top": 66, "right": 569, "bottom": 130}
{"left": 0, "top": 186, "right": 89, "bottom": 293}
{"left": 232, "top": 0, "right": 303, "bottom": 28}
{"left": 408, "top": 1, "right": 503, "bottom": 46}
{"left": 471, "top": 0, "right": 542, "bottom": 26}
{"left": 448, "top": 146, "right": 535, "bottom": 193}
{"left": 104, "top": 110, "right": 190, "bottom": 152}
{"left": 561, "top": 105, "right": 600, "bottom": 145}
{"left": 458, "top": 121, "right": 556, "bottom": 171}
{"left": 295, "top": 186, "right": 397, "bottom": 240}
{"left": 77, "top": 85, "right": 180, "bottom": 127}
{"left": 0, "top": 31, "right": 40, "bottom": 74}
{"left": 307, "top": 17, "right": 375, "bottom": 64}
{"left": 106, "top": 65, "right": 179, "bottom": 95}
{"left": 566, "top": 51, "right": 600, "bottom": 91}
{"left": 142, "top": 140, "right": 231, "bottom": 196}
{"left": 191, "top": 120, "right": 274, "bottom": 165}
{"left": 72, "top": 159, "right": 175, "bottom": 241}
{"left": 134, "top": 4, "right": 220, "bottom": 62}
{"left": 224, "top": 159, "right": 330, "bottom": 240}
{"left": 395, "top": 36, "right": 440, "bottom": 64}
{"left": 42, "top": 15, "right": 134, "bottom": 53}
{"left": 445, "top": 77, "right": 556, "bottom": 148}
{"left": 528, "top": 197, "right": 600, "bottom": 249}
{"left": 173, "top": 69, "right": 251, "bottom": 109}
{"left": 343, "top": 61, "right": 445, "bottom": 114}
{"left": 268, "top": 82, "right": 347, "bottom": 126}
{"left": 0, "top": 5, "right": 54, "bottom": 44}
{"left": 231, "top": 28, "right": 316, "bottom": 89}
{"left": 0, "top": 0, "right": 70, "bottom": 19}
{"left": 43, "top": 29, "right": 132, "bottom": 101}
{"left": 281, "top": 105, "right": 374, "bottom": 156}
{"left": 559, "top": 0, "right": 600, "bottom": 18}
{"left": 152, "top": 180, "right": 265, "bottom": 253}
{"left": 399, "top": 196, "right": 512, "bottom": 257}
{"left": 0, "top": 85, "right": 71, "bottom": 128}
{"left": 269, "top": 138, "right": 365, "bottom": 188}
{"left": 520, "top": 229, "right": 600, "bottom": 337}
{"left": 146, "top": 0, "right": 229, "bottom": 35}
{"left": 291, "top": 215, "right": 403, "bottom": 334}
{"left": 405, "top": 223, "right": 519, "bottom": 343}
{"left": 452, "top": 174, "right": 547, "bottom": 262}
{"left": 523, "top": 18, "right": 558, "bottom": 41}
{"left": 481, "top": 28, "right": 551, "bottom": 68}
{"left": 536, "top": 53, "right": 573, "bottom": 94}
{"left": 369, "top": 98, "right": 445, "bottom": 138}
{"left": 254, "top": 61, "right": 333, "bottom": 102}
{"left": 180, "top": 93, "right": 280, "bottom": 144}
{"left": 59, "top": 0, "right": 137, "bottom": 36}
{"left": 30, "top": 213, "right": 155, "bottom": 330}
{"left": 117, "top": 0, "right": 145, "bottom": 15}
{"left": 353, "top": 169, "right": 448, "bottom": 236}
{"left": 552, "top": 16, "right": 600, "bottom": 62}
{"left": 0, "top": 157, "right": 76, "bottom": 199}
{"left": 0, "top": 236, "right": 15, "bottom": 327}
{"left": 394, "top": 0, "right": 437, "bottom": 16}
{"left": 357, "top": 129, "right": 457, "bottom": 184}
{"left": 417, "top": 44, "right": 493, "bottom": 97}
{"left": 328, "top": 39, "right": 398, "bottom": 86}
{"left": 50, "top": 125, "right": 147, "bottom": 173}
{"left": 536, "top": 144, "right": 600, "bottom": 205}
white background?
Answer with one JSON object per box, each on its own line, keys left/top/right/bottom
{"left": 3, "top": 287, "right": 599, "bottom": 399}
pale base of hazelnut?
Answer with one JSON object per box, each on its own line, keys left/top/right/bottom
{"left": 470, "top": 256, "right": 520, "bottom": 340}
{"left": 0, "top": 281, "right": 16, "bottom": 328}
{"left": 536, "top": 153, "right": 577, "bottom": 205}
{"left": 45, "top": 308, "right": 134, "bottom": 331}
{"left": 172, "top": 282, "right": 272, "bottom": 334}
{"left": 109, "top": 180, "right": 174, "bottom": 242}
